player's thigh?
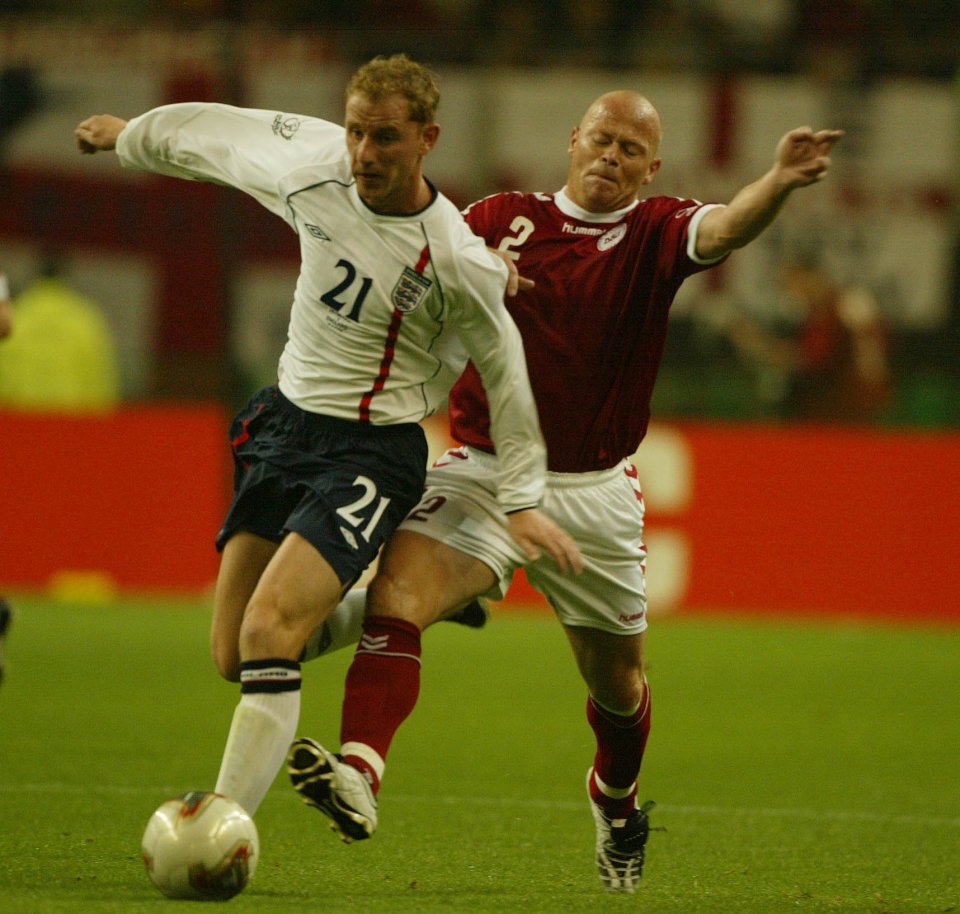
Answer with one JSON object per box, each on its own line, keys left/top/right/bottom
{"left": 210, "top": 531, "right": 278, "bottom": 680}
{"left": 240, "top": 531, "right": 345, "bottom": 659}
{"left": 370, "top": 529, "right": 497, "bottom": 627}
{"left": 563, "top": 625, "right": 646, "bottom": 714}
{"left": 396, "top": 447, "right": 528, "bottom": 601}
{"left": 528, "top": 463, "right": 648, "bottom": 634}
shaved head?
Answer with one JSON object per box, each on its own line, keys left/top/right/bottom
{"left": 566, "top": 90, "right": 663, "bottom": 213}
{"left": 579, "top": 91, "right": 662, "bottom": 154}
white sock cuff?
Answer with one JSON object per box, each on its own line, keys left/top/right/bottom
{"left": 590, "top": 675, "right": 648, "bottom": 719}
{"left": 340, "top": 741, "right": 386, "bottom": 781}
{"left": 241, "top": 688, "right": 300, "bottom": 717}
{"left": 592, "top": 769, "right": 636, "bottom": 800}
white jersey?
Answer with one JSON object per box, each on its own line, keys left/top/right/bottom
{"left": 117, "top": 102, "right": 545, "bottom": 512}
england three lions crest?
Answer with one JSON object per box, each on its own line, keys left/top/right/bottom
{"left": 392, "top": 267, "right": 432, "bottom": 313}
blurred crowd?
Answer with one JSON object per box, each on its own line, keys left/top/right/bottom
{"left": 2, "top": 0, "right": 959, "bottom": 78}
{"left": 1, "top": 1, "right": 958, "bottom": 429}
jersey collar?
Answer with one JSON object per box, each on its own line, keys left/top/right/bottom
{"left": 555, "top": 187, "right": 639, "bottom": 223}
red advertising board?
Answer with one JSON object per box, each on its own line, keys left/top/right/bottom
{"left": 495, "top": 422, "right": 960, "bottom": 624}
{"left": 0, "top": 406, "right": 229, "bottom": 593}
{"left": 1, "top": 409, "right": 957, "bottom": 623}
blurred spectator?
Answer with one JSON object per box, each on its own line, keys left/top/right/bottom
{"left": 729, "top": 260, "right": 893, "bottom": 423}
{"left": 545, "top": 0, "right": 642, "bottom": 67}
{"left": 0, "top": 267, "right": 12, "bottom": 340}
{"left": 700, "top": 0, "right": 796, "bottom": 73}
{"left": 0, "top": 253, "right": 121, "bottom": 412}
{"left": 477, "top": 0, "right": 550, "bottom": 65}
{"left": 0, "top": 65, "right": 44, "bottom": 161}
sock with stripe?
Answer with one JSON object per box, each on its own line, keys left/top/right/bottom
{"left": 587, "top": 679, "right": 651, "bottom": 820}
{"left": 214, "top": 658, "right": 301, "bottom": 816}
{"left": 339, "top": 615, "right": 422, "bottom": 793}
{"left": 300, "top": 588, "right": 367, "bottom": 661}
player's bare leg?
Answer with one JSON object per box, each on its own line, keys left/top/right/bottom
{"left": 300, "top": 587, "right": 490, "bottom": 661}
{"left": 215, "top": 532, "right": 343, "bottom": 816}
{"left": 210, "top": 531, "right": 278, "bottom": 681}
{"left": 289, "top": 530, "right": 496, "bottom": 840}
{"left": 564, "top": 625, "right": 655, "bottom": 893}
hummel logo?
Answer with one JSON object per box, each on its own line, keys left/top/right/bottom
{"left": 305, "top": 223, "right": 331, "bottom": 241}
{"left": 339, "top": 526, "right": 358, "bottom": 549}
{"left": 562, "top": 221, "right": 603, "bottom": 236}
{"left": 359, "top": 634, "right": 389, "bottom": 651}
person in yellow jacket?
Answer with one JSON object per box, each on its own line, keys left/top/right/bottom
{"left": 0, "top": 256, "right": 120, "bottom": 411}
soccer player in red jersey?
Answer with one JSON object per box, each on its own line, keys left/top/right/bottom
{"left": 289, "top": 90, "right": 843, "bottom": 893}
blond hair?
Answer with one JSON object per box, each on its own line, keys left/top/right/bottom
{"left": 345, "top": 54, "right": 440, "bottom": 124}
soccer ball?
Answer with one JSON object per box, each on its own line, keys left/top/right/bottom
{"left": 141, "top": 791, "right": 259, "bottom": 900}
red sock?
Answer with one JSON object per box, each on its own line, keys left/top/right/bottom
{"left": 587, "top": 681, "right": 651, "bottom": 819}
{"left": 340, "top": 615, "right": 422, "bottom": 793}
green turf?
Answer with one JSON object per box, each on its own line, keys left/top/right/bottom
{"left": 0, "top": 595, "right": 957, "bottom": 913}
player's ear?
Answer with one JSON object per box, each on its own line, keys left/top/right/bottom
{"left": 420, "top": 122, "right": 440, "bottom": 155}
{"left": 642, "top": 157, "right": 662, "bottom": 185}
{"left": 568, "top": 126, "right": 580, "bottom": 155}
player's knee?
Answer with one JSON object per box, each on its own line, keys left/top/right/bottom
{"left": 368, "top": 568, "right": 430, "bottom": 626}
{"left": 588, "top": 661, "right": 645, "bottom": 715}
{"left": 211, "top": 637, "right": 241, "bottom": 682}
{"left": 238, "top": 595, "right": 312, "bottom": 661}
{"left": 237, "top": 601, "right": 278, "bottom": 657}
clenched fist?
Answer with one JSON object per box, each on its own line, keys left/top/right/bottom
{"left": 75, "top": 114, "right": 128, "bottom": 154}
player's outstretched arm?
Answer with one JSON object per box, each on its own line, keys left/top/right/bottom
{"left": 75, "top": 115, "right": 129, "bottom": 154}
{"left": 695, "top": 126, "right": 844, "bottom": 261}
{"left": 506, "top": 508, "right": 584, "bottom": 575}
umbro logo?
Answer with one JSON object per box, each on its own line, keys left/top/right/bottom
{"left": 305, "top": 223, "right": 331, "bottom": 241}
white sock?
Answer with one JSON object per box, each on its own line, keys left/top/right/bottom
{"left": 301, "top": 588, "right": 367, "bottom": 661}
{"left": 215, "top": 668, "right": 301, "bottom": 816}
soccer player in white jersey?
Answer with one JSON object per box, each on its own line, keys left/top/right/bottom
{"left": 74, "top": 54, "right": 582, "bottom": 822}
{"left": 288, "top": 91, "right": 842, "bottom": 893}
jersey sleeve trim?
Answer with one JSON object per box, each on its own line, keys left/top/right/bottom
{"left": 686, "top": 203, "right": 729, "bottom": 265}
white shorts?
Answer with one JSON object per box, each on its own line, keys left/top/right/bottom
{"left": 398, "top": 446, "right": 648, "bottom": 635}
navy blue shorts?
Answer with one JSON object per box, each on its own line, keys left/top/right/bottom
{"left": 216, "top": 386, "right": 428, "bottom": 588}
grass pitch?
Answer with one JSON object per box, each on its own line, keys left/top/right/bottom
{"left": 0, "top": 595, "right": 957, "bottom": 913}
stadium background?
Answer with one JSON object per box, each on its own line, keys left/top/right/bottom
{"left": 1, "top": 3, "right": 959, "bottom": 623}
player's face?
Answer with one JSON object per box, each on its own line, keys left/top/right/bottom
{"left": 565, "top": 95, "right": 662, "bottom": 213}
{"left": 345, "top": 92, "right": 439, "bottom": 214}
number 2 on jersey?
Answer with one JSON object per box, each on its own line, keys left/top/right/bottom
{"left": 321, "top": 258, "right": 373, "bottom": 321}
{"left": 497, "top": 216, "right": 535, "bottom": 262}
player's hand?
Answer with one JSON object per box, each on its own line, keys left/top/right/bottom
{"left": 488, "top": 248, "right": 535, "bottom": 297}
{"left": 506, "top": 508, "right": 584, "bottom": 575}
{"left": 774, "top": 127, "right": 845, "bottom": 188}
{"left": 75, "top": 115, "right": 128, "bottom": 154}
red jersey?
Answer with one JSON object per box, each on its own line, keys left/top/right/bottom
{"left": 450, "top": 189, "right": 725, "bottom": 472}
